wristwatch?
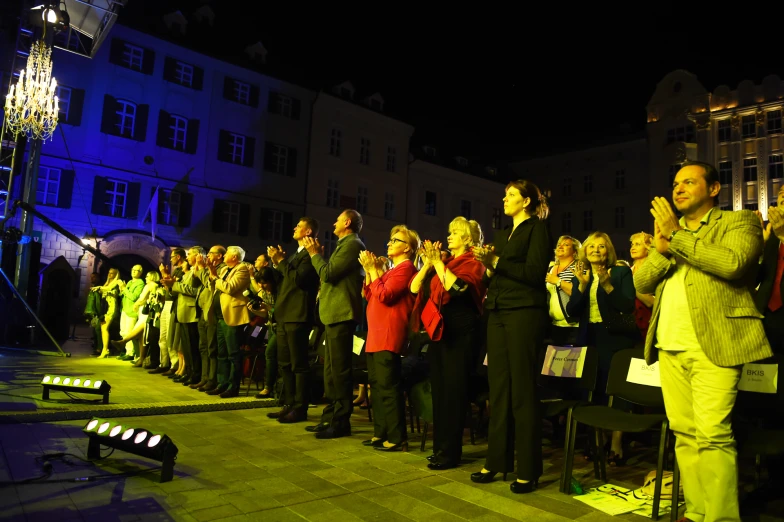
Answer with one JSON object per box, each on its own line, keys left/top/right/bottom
{"left": 668, "top": 229, "right": 679, "bottom": 242}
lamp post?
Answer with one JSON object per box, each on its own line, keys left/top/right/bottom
{"left": 3, "top": 25, "right": 60, "bottom": 300}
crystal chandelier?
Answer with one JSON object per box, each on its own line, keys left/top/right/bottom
{"left": 3, "top": 38, "right": 59, "bottom": 141}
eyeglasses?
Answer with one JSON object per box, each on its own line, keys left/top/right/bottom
{"left": 388, "top": 238, "right": 407, "bottom": 245}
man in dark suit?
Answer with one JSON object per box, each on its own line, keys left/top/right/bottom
{"left": 754, "top": 185, "right": 784, "bottom": 355}
{"left": 266, "top": 217, "right": 320, "bottom": 422}
{"left": 303, "top": 209, "right": 365, "bottom": 438}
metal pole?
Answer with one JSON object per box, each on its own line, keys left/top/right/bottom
{"left": 14, "top": 137, "right": 42, "bottom": 299}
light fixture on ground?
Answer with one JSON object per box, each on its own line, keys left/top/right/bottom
{"left": 40, "top": 374, "right": 111, "bottom": 403}
{"left": 82, "top": 417, "right": 179, "bottom": 482}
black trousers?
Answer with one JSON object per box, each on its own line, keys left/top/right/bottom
{"left": 367, "top": 351, "right": 406, "bottom": 444}
{"left": 428, "top": 324, "right": 477, "bottom": 464}
{"left": 485, "top": 307, "right": 546, "bottom": 481}
{"left": 277, "top": 322, "right": 311, "bottom": 411}
{"left": 320, "top": 321, "right": 356, "bottom": 428}
{"left": 179, "top": 321, "right": 201, "bottom": 378}
{"left": 145, "top": 323, "right": 160, "bottom": 366}
{"left": 197, "top": 318, "right": 218, "bottom": 385}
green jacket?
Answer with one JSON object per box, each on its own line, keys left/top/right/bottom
{"left": 311, "top": 233, "right": 365, "bottom": 325}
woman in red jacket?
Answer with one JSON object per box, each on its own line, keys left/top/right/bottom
{"left": 359, "top": 225, "right": 420, "bottom": 451}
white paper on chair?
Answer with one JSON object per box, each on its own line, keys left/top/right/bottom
{"left": 250, "top": 326, "right": 262, "bottom": 338}
{"left": 541, "top": 345, "right": 587, "bottom": 378}
{"left": 352, "top": 336, "right": 365, "bottom": 355}
{"left": 738, "top": 363, "right": 778, "bottom": 394}
{"left": 626, "top": 358, "right": 661, "bottom": 387}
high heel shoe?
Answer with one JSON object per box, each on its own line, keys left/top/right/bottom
{"left": 470, "top": 470, "right": 507, "bottom": 483}
{"left": 362, "top": 439, "right": 384, "bottom": 447}
{"left": 375, "top": 441, "right": 407, "bottom": 452}
{"left": 97, "top": 349, "right": 110, "bottom": 359}
{"left": 510, "top": 479, "right": 537, "bottom": 494}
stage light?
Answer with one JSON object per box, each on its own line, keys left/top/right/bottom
{"left": 82, "top": 417, "right": 179, "bottom": 482}
{"left": 41, "top": 374, "right": 111, "bottom": 403}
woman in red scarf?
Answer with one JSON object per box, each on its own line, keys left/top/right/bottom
{"left": 410, "top": 217, "right": 486, "bottom": 470}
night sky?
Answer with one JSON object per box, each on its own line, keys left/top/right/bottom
{"left": 102, "top": 3, "right": 784, "bottom": 161}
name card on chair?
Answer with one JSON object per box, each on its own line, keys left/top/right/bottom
{"left": 541, "top": 345, "right": 587, "bottom": 378}
{"left": 738, "top": 363, "right": 778, "bottom": 394}
{"left": 626, "top": 358, "right": 661, "bottom": 387}
{"left": 352, "top": 336, "right": 365, "bottom": 355}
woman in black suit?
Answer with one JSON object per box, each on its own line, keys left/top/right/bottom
{"left": 566, "top": 231, "right": 637, "bottom": 464}
{"left": 471, "top": 180, "right": 551, "bottom": 494}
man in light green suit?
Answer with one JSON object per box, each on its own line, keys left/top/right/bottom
{"left": 635, "top": 161, "right": 773, "bottom": 522}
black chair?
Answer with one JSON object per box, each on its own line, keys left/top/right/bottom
{"left": 563, "top": 347, "right": 671, "bottom": 520}
{"left": 536, "top": 344, "right": 600, "bottom": 493}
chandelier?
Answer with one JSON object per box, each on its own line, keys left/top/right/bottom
{"left": 3, "top": 38, "right": 59, "bottom": 141}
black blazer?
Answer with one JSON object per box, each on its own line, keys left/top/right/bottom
{"left": 566, "top": 265, "right": 636, "bottom": 345}
{"left": 274, "top": 248, "right": 320, "bottom": 324}
{"left": 754, "top": 237, "right": 784, "bottom": 314}
{"left": 484, "top": 216, "right": 551, "bottom": 310}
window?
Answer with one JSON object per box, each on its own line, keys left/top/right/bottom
{"left": 770, "top": 155, "right": 784, "bottom": 180}
{"left": 423, "top": 146, "right": 436, "bottom": 157}
{"left": 122, "top": 43, "right": 143, "bottom": 71}
{"left": 159, "top": 189, "right": 181, "bottom": 226}
{"left": 562, "top": 212, "right": 572, "bottom": 233}
{"left": 115, "top": 100, "right": 136, "bottom": 138}
{"left": 217, "top": 130, "right": 254, "bottom": 167}
{"left": 666, "top": 125, "right": 695, "bottom": 144}
{"left": 460, "top": 199, "right": 472, "bottom": 219}
{"left": 562, "top": 177, "right": 571, "bottom": 197}
{"left": 169, "top": 115, "right": 187, "bottom": 151}
{"left": 106, "top": 179, "right": 128, "bottom": 217}
{"left": 157, "top": 111, "right": 198, "bottom": 154}
{"left": 485, "top": 167, "right": 497, "bottom": 177}
{"left": 360, "top": 138, "right": 371, "bottom": 165}
{"left": 668, "top": 163, "right": 682, "bottom": 186}
{"left": 357, "top": 186, "right": 368, "bottom": 214}
{"left": 615, "top": 169, "right": 625, "bottom": 190}
{"left": 234, "top": 81, "right": 249, "bottom": 105}
{"left": 718, "top": 119, "right": 731, "bottom": 142}
{"left": 743, "top": 158, "right": 758, "bottom": 209}
{"left": 262, "top": 209, "right": 284, "bottom": 242}
{"left": 742, "top": 115, "right": 756, "bottom": 139}
{"left": 456, "top": 156, "right": 469, "bottom": 168}
{"left": 264, "top": 143, "right": 295, "bottom": 176}
{"left": 583, "top": 210, "right": 593, "bottom": 231}
{"left": 267, "top": 92, "right": 301, "bottom": 120}
{"left": 583, "top": 174, "right": 593, "bottom": 194}
{"left": 384, "top": 192, "right": 395, "bottom": 220}
{"left": 327, "top": 179, "right": 340, "bottom": 208}
{"left": 323, "top": 231, "right": 337, "bottom": 258}
{"left": 615, "top": 207, "right": 625, "bottom": 229}
{"left": 212, "top": 200, "right": 248, "bottom": 235}
{"left": 175, "top": 62, "right": 193, "bottom": 87}
{"left": 36, "top": 167, "right": 60, "bottom": 206}
{"left": 743, "top": 158, "right": 758, "bottom": 182}
{"left": 768, "top": 110, "right": 782, "bottom": 135}
{"left": 386, "top": 147, "right": 396, "bottom": 172}
{"left": 222, "top": 201, "right": 241, "bottom": 235}
{"left": 229, "top": 134, "right": 245, "bottom": 164}
{"left": 275, "top": 94, "right": 292, "bottom": 117}
{"left": 330, "top": 129, "right": 342, "bottom": 157}
{"left": 424, "top": 191, "right": 437, "bottom": 216}
{"left": 719, "top": 161, "right": 733, "bottom": 185}
{"left": 492, "top": 208, "right": 502, "bottom": 230}
{"left": 744, "top": 203, "right": 759, "bottom": 211}
{"left": 56, "top": 86, "right": 71, "bottom": 122}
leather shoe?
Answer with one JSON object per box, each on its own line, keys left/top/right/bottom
{"left": 278, "top": 409, "right": 307, "bottom": 423}
{"left": 427, "top": 461, "right": 458, "bottom": 470}
{"left": 198, "top": 382, "right": 216, "bottom": 392}
{"left": 470, "top": 470, "right": 506, "bottom": 483}
{"left": 219, "top": 388, "right": 239, "bottom": 398}
{"left": 362, "top": 439, "right": 384, "bottom": 447}
{"left": 305, "top": 422, "right": 330, "bottom": 432}
{"left": 510, "top": 480, "right": 537, "bottom": 494}
{"left": 268, "top": 406, "right": 291, "bottom": 419}
{"left": 149, "top": 366, "right": 169, "bottom": 374}
{"left": 189, "top": 380, "right": 207, "bottom": 389}
{"left": 315, "top": 426, "right": 351, "bottom": 439}
{"left": 207, "top": 385, "right": 228, "bottom": 396}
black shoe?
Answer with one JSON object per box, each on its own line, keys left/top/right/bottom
{"left": 427, "top": 461, "right": 458, "bottom": 470}
{"left": 268, "top": 406, "right": 292, "bottom": 419}
{"left": 278, "top": 409, "right": 307, "bottom": 423}
{"left": 375, "top": 441, "right": 408, "bottom": 452}
{"left": 199, "top": 382, "right": 217, "bottom": 393}
{"left": 510, "top": 480, "right": 537, "bottom": 494}
{"left": 315, "top": 426, "right": 351, "bottom": 439}
{"left": 207, "top": 385, "right": 228, "bottom": 396}
{"left": 305, "top": 422, "right": 330, "bottom": 433}
{"left": 362, "top": 439, "right": 385, "bottom": 447}
{"left": 219, "top": 388, "right": 239, "bottom": 398}
{"left": 149, "top": 366, "right": 169, "bottom": 374}
{"left": 470, "top": 470, "right": 506, "bottom": 483}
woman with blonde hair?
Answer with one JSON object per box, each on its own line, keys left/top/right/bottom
{"left": 411, "top": 217, "right": 486, "bottom": 469}
{"left": 546, "top": 235, "right": 581, "bottom": 345}
{"left": 93, "top": 268, "right": 123, "bottom": 358}
{"left": 472, "top": 180, "right": 551, "bottom": 493}
{"left": 629, "top": 232, "right": 655, "bottom": 340}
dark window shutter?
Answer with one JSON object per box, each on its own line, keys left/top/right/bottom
{"left": 282, "top": 212, "right": 293, "bottom": 243}
{"left": 185, "top": 119, "right": 199, "bottom": 154}
{"left": 91, "top": 176, "right": 108, "bottom": 215}
{"left": 223, "top": 76, "right": 234, "bottom": 100}
{"left": 57, "top": 170, "right": 75, "bottom": 209}
{"left": 108, "top": 38, "right": 125, "bottom": 65}
{"left": 243, "top": 136, "right": 255, "bottom": 168}
{"left": 238, "top": 204, "right": 250, "bottom": 236}
{"left": 192, "top": 66, "right": 204, "bottom": 91}
{"left": 249, "top": 84, "right": 260, "bottom": 108}
{"left": 212, "top": 200, "right": 225, "bottom": 232}
{"left": 134, "top": 104, "right": 149, "bottom": 141}
{"left": 217, "top": 130, "right": 230, "bottom": 162}
{"left": 291, "top": 98, "right": 301, "bottom": 120}
{"left": 267, "top": 92, "right": 279, "bottom": 114}
{"left": 259, "top": 208, "right": 271, "bottom": 239}
{"left": 156, "top": 110, "right": 171, "bottom": 147}
{"left": 100, "top": 95, "right": 117, "bottom": 134}
{"left": 287, "top": 148, "right": 297, "bottom": 177}
{"left": 163, "top": 57, "right": 176, "bottom": 82}
{"left": 178, "top": 192, "right": 193, "bottom": 227}
{"left": 264, "top": 141, "right": 275, "bottom": 172}
{"left": 141, "top": 49, "right": 155, "bottom": 75}
{"left": 67, "top": 88, "right": 85, "bottom": 126}
{"left": 145, "top": 185, "right": 158, "bottom": 223}
{"left": 126, "top": 182, "right": 141, "bottom": 219}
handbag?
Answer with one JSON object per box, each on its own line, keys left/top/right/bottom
{"left": 603, "top": 306, "right": 638, "bottom": 336}
{"left": 421, "top": 297, "right": 444, "bottom": 341}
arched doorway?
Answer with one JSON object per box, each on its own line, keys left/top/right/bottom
{"left": 99, "top": 253, "right": 157, "bottom": 282}
{"left": 92, "top": 231, "right": 168, "bottom": 283}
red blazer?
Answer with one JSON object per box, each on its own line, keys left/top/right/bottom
{"left": 364, "top": 260, "right": 417, "bottom": 354}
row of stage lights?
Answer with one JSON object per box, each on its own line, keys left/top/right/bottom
{"left": 40, "top": 374, "right": 111, "bottom": 403}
